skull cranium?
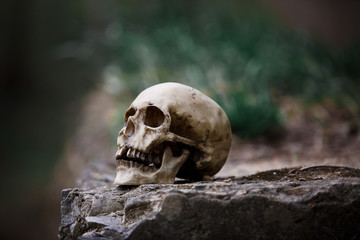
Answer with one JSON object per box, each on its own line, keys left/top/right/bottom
{"left": 114, "top": 82, "right": 232, "bottom": 185}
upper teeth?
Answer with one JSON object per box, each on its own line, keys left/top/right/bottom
{"left": 116, "top": 147, "right": 127, "bottom": 157}
{"left": 116, "top": 146, "right": 153, "bottom": 165}
{"left": 127, "top": 148, "right": 134, "bottom": 158}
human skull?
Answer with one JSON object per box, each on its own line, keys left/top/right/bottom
{"left": 114, "top": 82, "right": 232, "bottom": 185}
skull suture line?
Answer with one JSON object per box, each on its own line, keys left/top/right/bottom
{"left": 114, "top": 82, "right": 232, "bottom": 185}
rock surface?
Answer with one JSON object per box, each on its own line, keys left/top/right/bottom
{"left": 59, "top": 167, "right": 360, "bottom": 240}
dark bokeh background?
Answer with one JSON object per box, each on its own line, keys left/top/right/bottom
{"left": 1, "top": 1, "right": 360, "bottom": 239}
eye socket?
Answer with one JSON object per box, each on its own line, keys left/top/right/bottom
{"left": 145, "top": 106, "right": 165, "bottom": 128}
{"left": 124, "top": 107, "right": 136, "bottom": 122}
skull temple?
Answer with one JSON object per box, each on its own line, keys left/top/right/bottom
{"left": 114, "top": 82, "right": 232, "bottom": 185}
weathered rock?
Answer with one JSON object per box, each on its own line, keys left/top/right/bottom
{"left": 59, "top": 167, "right": 360, "bottom": 240}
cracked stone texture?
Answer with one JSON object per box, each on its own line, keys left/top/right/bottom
{"left": 59, "top": 167, "right": 360, "bottom": 240}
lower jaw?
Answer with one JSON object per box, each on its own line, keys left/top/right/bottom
{"left": 114, "top": 165, "right": 166, "bottom": 185}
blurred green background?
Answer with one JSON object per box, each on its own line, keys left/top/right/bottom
{"left": 1, "top": 0, "right": 360, "bottom": 239}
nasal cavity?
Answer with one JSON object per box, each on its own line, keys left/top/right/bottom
{"left": 125, "top": 119, "right": 135, "bottom": 137}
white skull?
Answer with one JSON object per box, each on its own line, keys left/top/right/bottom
{"left": 114, "top": 82, "right": 232, "bottom": 185}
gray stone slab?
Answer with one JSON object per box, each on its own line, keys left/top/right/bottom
{"left": 59, "top": 173, "right": 360, "bottom": 240}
